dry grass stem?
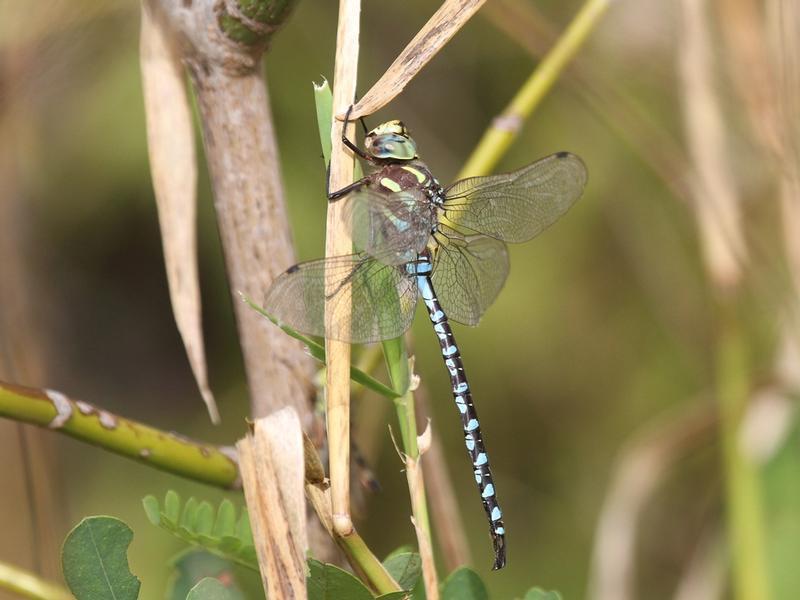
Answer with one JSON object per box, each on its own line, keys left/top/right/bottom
{"left": 672, "top": 529, "right": 725, "bottom": 600}
{"left": 718, "top": 0, "right": 783, "bottom": 160}
{"left": 769, "top": 1, "right": 800, "bottom": 308}
{"left": 0, "top": 49, "right": 66, "bottom": 579}
{"left": 140, "top": 2, "right": 219, "bottom": 423}
{"left": 588, "top": 405, "right": 716, "bottom": 600}
{"left": 346, "top": 0, "right": 486, "bottom": 119}
{"left": 238, "top": 409, "right": 308, "bottom": 599}
{"left": 677, "top": 0, "right": 745, "bottom": 291}
{"left": 325, "top": 0, "right": 360, "bottom": 537}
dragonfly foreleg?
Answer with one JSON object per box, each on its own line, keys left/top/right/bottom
{"left": 328, "top": 175, "right": 371, "bottom": 201}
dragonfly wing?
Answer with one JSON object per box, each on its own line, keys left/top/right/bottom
{"left": 443, "top": 152, "right": 587, "bottom": 243}
{"left": 264, "top": 254, "right": 418, "bottom": 344}
{"left": 342, "top": 188, "right": 436, "bottom": 264}
{"left": 432, "top": 232, "right": 509, "bottom": 326}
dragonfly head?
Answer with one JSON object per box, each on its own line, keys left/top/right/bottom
{"left": 364, "top": 120, "right": 418, "bottom": 161}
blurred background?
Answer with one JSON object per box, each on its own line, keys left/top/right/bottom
{"left": 1, "top": 0, "right": 798, "bottom": 598}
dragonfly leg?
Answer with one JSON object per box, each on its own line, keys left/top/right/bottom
{"left": 341, "top": 104, "right": 373, "bottom": 162}
{"left": 327, "top": 175, "right": 370, "bottom": 201}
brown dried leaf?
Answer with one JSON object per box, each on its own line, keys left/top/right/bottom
{"left": 345, "top": 0, "right": 487, "bottom": 119}
{"left": 140, "top": 2, "right": 219, "bottom": 423}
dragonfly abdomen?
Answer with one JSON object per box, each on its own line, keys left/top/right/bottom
{"left": 412, "top": 258, "right": 507, "bottom": 570}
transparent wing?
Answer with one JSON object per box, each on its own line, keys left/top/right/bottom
{"left": 431, "top": 229, "right": 509, "bottom": 326}
{"left": 264, "top": 253, "right": 418, "bottom": 344}
{"left": 443, "top": 152, "right": 587, "bottom": 243}
{"left": 341, "top": 188, "right": 436, "bottom": 264}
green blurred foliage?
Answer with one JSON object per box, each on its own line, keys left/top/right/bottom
{"left": 2, "top": 0, "right": 798, "bottom": 599}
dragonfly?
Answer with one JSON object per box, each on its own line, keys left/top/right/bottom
{"left": 264, "top": 110, "right": 587, "bottom": 570}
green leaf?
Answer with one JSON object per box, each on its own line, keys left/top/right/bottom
{"left": 523, "top": 588, "right": 563, "bottom": 600}
{"left": 235, "top": 511, "right": 252, "bottom": 546}
{"left": 181, "top": 497, "right": 199, "bottom": 531}
{"left": 376, "top": 593, "right": 410, "bottom": 600}
{"left": 383, "top": 552, "right": 422, "bottom": 591}
{"left": 195, "top": 501, "right": 215, "bottom": 536}
{"left": 213, "top": 500, "right": 237, "bottom": 538}
{"left": 441, "top": 567, "right": 488, "bottom": 600}
{"left": 383, "top": 546, "right": 415, "bottom": 559}
{"left": 314, "top": 79, "right": 333, "bottom": 165}
{"left": 165, "top": 490, "right": 181, "bottom": 523}
{"left": 144, "top": 493, "right": 258, "bottom": 572}
{"left": 186, "top": 577, "right": 238, "bottom": 600}
{"left": 242, "top": 294, "right": 400, "bottom": 399}
{"left": 307, "top": 558, "right": 374, "bottom": 600}
{"left": 62, "top": 516, "right": 141, "bottom": 600}
{"left": 143, "top": 495, "right": 161, "bottom": 525}
{"left": 168, "top": 550, "right": 244, "bottom": 600}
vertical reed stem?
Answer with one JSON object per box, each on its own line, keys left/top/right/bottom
{"left": 326, "top": 0, "right": 360, "bottom": 538}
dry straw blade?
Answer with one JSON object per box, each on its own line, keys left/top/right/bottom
{"left": 325, "top": 0, "right": 360, "bottom": 539}
{"left": 238, "top": 409, "right": 308, "bottom": 598}
{"left": 140, "top": 2, "right": 219, "bottom": 423}
{"left": 345, "top": 0, "right": 487, "bottom": 120}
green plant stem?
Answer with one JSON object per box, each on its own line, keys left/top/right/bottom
{"left": 458, "top": 0, "right": 610, "bottom": 179}
{"left": 386, "top": 350, "right": 436, "bottom": 595}
{"left": 0, "top": 560, "right": 71, "bottom": 600}
{"left": 384, "top": 347, "right": 428, "bottom": 528}
{"left": 393, "top": 389, "right": 420, "bottom": 459}
{"left": 337, "top": 530, "right": 403, "bottom": 594}
{"left": 0, "top": 381, "right": 239, "bottom": 489}
{"left": 716, "top": 302, "right": 770, "bottom": 600}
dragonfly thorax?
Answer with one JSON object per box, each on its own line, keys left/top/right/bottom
{"left": 365, "top": 120, "right": 418, "bottom": 161}
{"left": 370, "top": 161, "right": 444, "bottom": 204}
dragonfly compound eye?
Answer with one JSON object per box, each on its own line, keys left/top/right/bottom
{"left": 365, "top": 120, "right": 418, "bottom": 161}
{"left": 365, "top": 132, "right": 418, "bottom": 161}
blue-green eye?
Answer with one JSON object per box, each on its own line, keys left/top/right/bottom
{"left": 366, "top": 133, "right": 417, "bottom": 160}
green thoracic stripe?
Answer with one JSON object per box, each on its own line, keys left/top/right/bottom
{"left": 401, "top": 165, "right": 427, "bottom": 183}
{"left": 380, "top": 177, "right": 402, "bottom": 192}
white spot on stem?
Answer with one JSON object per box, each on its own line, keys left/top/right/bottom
{"left": 46, "top": 389, "right": 72, "bottom": 429}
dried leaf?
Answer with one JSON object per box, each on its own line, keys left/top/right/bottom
{"left": 346, "top": 0, "right": 487, "bottom": 119}
{"left": 140, "top": 1, "right": 218, "bottom": 423}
